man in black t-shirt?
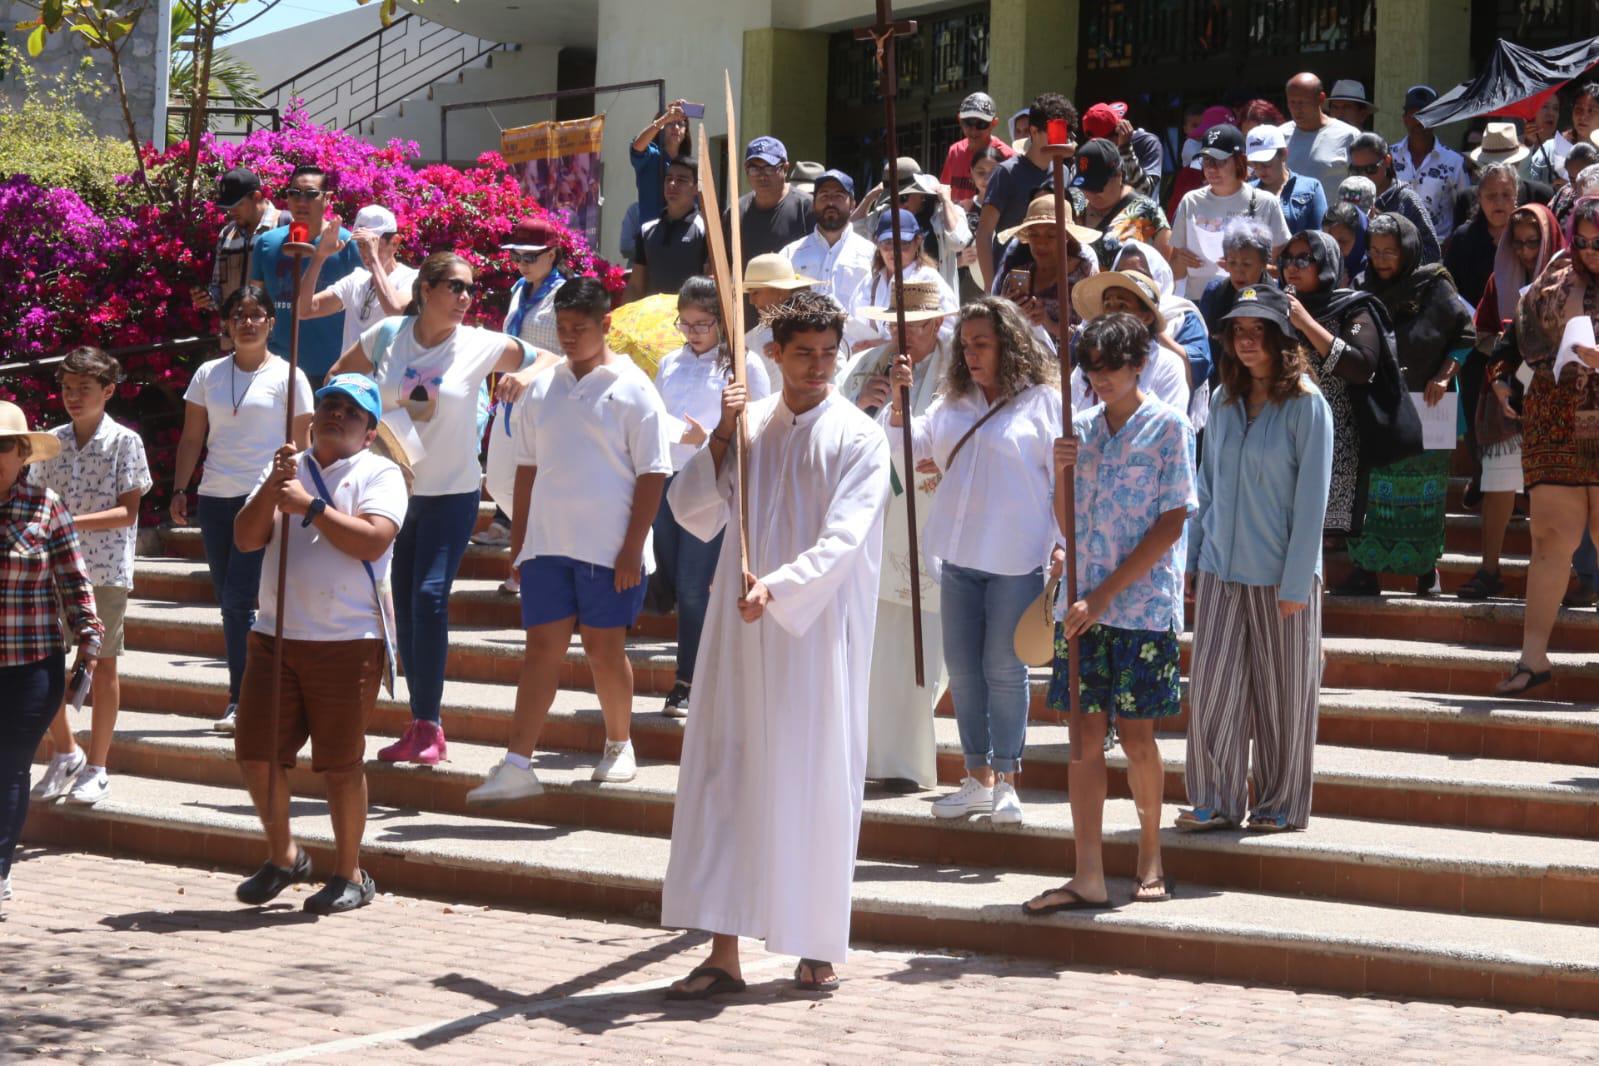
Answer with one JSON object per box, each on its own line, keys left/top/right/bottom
{"left": 975, "top": 93, "right": 1077, "bottom": 290}
{"left": 724, "top": 135, "right": 814, "bottom": 270}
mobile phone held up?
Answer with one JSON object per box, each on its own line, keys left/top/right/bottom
{"left": 1002, "top": 269, "right": 1032, "bottom": 303}
{"left": 681, "top": 102, "right": 706, "bottom": 119}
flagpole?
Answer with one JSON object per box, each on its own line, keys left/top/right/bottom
{"left": 1046, "top": 126, "right": 1081, "bottom": 719}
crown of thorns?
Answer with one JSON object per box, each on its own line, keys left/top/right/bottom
{"left": 757, "top": 289, "right": 848, "bottom": 329}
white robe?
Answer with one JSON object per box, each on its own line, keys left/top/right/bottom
{"left": 660, "top": 389, "right": 891, "bottom": 963}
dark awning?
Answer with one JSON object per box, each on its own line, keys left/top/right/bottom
{"left": 1414, "top": 36, "right": 1599, "bottom": 128}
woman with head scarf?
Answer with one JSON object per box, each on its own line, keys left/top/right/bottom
{"left": 1458, "top": 204, "right": 1563, "bottom": 601}
{"left": 1321, "top": 201, "right": 1368, "bottom": 286}
{"left": 1497, "top": 196, "right": 1599, "bottom": 694}
{"left": 1280, "top": 229, "right": 1392, "bottom": 542}
{"left": 1338, "top": 213, "right": 1476, "bottom": 596}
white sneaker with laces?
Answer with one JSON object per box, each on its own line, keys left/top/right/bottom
{"left": 32, "top": 748, "right": 86, "bottom": 801}
{"left": 990, "top": 781, "right": 1025, "bottom": 825}
{"left": 592, "top": 740, "right": 637, "bottom": 782}
{"left": 465, "top": 759, "right": 544, "bottom": 804}
{"left": 64, "top": 766, "right": 109, "bottom": 807}
{"left": 932, "top": 776, "right": 993, "bottom": 819}
{"left": 214, "top": 704, "right": 237, "bottom": 734}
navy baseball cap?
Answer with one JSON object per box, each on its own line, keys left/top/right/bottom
{"left": 746, "top": 136, "right": 788, "bottom": 167}
{"left": 875, "top": 208, "right": 920, "bottom": 244}
{"left": 316, "top": 373, "right": 383, "bottom": 425}
{"left": 814, "top": 168, "right": 856, "bottom": 199}
{"left": 1071, "top": 139, "right": 1121, "bottom": 192}
{"left": 215, "top": 167, "right": 261, "bottom": 209}
{"left": 1404, "top": 85, "right": 1439, "bottom": 113}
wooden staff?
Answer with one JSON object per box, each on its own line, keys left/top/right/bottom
{"left": 856, "top": 0, "right": 925, "bottom": 687}
{"left": 1047, "top": 128, "right": 1081, "bottom": 718}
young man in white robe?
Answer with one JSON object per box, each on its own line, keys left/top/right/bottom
{"left": 837, "top": 280, "right": 951, "bottom": 791}
{"left": 661, "top": 290, "right": 892, "bottom": 998}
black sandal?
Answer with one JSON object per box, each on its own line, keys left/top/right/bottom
{"left": 303, "top": 870, "right": 375, "bottom": 914}
{"left": 1333, "top": 567, "right": 1380, "bottom": 597}
{"left": 1495, "top": 661, "right": 1552, "bottom": 697}
{"left": 1021, "top": 884, "right": 1113, "bottom": 916}
{"left": 1456, "top": 568, "right": 1503, "bottom": 601}
{"left": 794, "top": 959, "right": 839, "bottom": 992}
{"left": 1130, "top": 875, "right": 1174, "bottom": 903}
{"left": 236, "top": 847, "right": 311, "bottom": 905}
{"left": 665, "top": 965, "right": 747, "bottom": 1000}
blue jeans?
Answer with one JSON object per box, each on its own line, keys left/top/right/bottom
{"left": 392, "top": 491, "right": 480, "bottom": 724}
{"left": 941, "top": 562, "right": 1041, "bottom": 775}
{"left": 652, "top": 480, "right": 723, "bottom": 683}
{"left": 1, "top": 653, "right": 64, "bottom": 879}
{"left": 196, "top": 494, "right": 263, "bottom": 703}
{"left": 1576, "top": 532, "right": 1598, "bottom": 593}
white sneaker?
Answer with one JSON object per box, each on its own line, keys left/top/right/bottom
{"left": 472, "top": 523, "right": 512, "bottom": 546}
{"left": 499, "top": 575, "right": 520, "bottom": 596}
{"left": 465, "top": 759, "right": 544, "bottom": 804}
{"left": 990, "top": 781, "right": 1025, "bottom": 825}
{"left": 64, "top": 766, "right": 109, "bottom": 806}
{"left": 2, "top": 872, "right": 12, "bottom": 901}
{"left": 592, "top": 740, "right": 637, "bottom": 783}
{"left": 932, "top": 776, "right": 993, "bottom": 819}
{"left": 32, "top": 748, "right": 86, "bottom": 801}
{"left": 214, "top": 704, "right": 237, "bottom": 734}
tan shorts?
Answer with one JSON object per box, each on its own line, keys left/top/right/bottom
{"left": 233, "top": 632, "right": 383, "bottom": 773}
{"left": 62, "top": 584, "right": 128, "bottom": 657}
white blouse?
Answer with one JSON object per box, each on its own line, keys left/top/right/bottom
{"left": 654, "top": 343, "right": 772, "bottom": 471}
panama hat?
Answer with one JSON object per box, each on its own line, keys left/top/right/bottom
{"left": 1470, "top": 121, "right": 1531, "bottom": 167}
{"left": 1071, "top": 270, "right": 1164, "bottom": 323}
{"left": 859, "top": 280, "right": 949, "bottom": 323}
{"left": 997, "top": 195, "right": 1101, "bottom": 245}
{"left": 0, "top": 401, "right": 61, "bottom": 465}
{"left": 742, "top": 253, "right": 819, "bottom": 291}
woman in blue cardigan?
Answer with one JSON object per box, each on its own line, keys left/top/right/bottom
{"left": 1179, "top": 284, "right": 1333, "bottom": 833}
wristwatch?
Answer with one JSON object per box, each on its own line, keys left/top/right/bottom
{"left": 302, "top": 498, "right": 327, "bottom": 527}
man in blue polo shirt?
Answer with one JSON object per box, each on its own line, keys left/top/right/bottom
{"left": 249, "top": 164, "right": 363, "bottom": 387}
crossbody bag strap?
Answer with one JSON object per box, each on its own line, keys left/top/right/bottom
{"left": 944, "top": 396, "right": 1012, "bottom": 469}
{"left": 304, "top": 459, "right": 397, "bottom": 696}
{"left": 369, "top": 315, "right": 411, "bottom": 379}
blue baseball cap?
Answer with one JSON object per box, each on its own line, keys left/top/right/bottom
{"left": 814, "top": 168, "right": 856, "bottom": 199}
{"left": 875, "top": 208, "right": 920, "bottom": 244}
{"left": 315, "top": 373, "right": 382, "bottom": 425}
{"left": 746, "top": 136, "right": 788, "bottom": 167}
{"left": 1404, "top": 85, "right": 1439, "bottom": 113}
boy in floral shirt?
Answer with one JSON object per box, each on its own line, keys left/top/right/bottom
{"left": 1022, "top": 312, "right": 1196, "bottom": 917}
{"left": 31, "top": 347, "right": 152, "bottom": 807}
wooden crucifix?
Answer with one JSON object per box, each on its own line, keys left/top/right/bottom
{"left": 855, "top": 0, "right": 926, "bottom": 687}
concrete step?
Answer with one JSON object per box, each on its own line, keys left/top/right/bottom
{"left": 79, "top": 708, "right": 1599, "bottom": 925}
{"left": 1326, "top": 552, "right": 1531, "bottom": 598}
{"left": 1445, "top": 512, "right": 1530, "bottom": 557}
{"left": 24, "top": 772, "right": 1599, "bottom": 1013}
{"left": 160, "top": 525, "right": 513, "bottom": 581}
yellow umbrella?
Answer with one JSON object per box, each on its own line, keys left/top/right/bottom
{"left": 608, "top": 292, "right": 682, "bottom": 378}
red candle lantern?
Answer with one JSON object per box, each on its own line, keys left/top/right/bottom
{"left": 289, "top": 222, "right": 310, "bottom": 244}
{"left": 1047, "top": 118, "right": 1071, "bottom": 147}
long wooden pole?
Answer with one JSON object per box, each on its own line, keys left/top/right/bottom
{"left": 722, "top": 72, "right": 753, "bottom": 593}
{"left": 1049, "top": 147, "right": 1081, "bottom": 719}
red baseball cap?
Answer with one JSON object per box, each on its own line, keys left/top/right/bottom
{"left": 1082, "top": 102, "right": 1129, "bottom": 139}
{"left": 501, "top": 216, "right": 560, "bottom": 252}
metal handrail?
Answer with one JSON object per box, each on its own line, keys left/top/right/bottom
{"left": 257, "top": 12, "right": 413, "bottom": 97}
{"left": 0, "top": 335, "right": 222, "bottom": 380}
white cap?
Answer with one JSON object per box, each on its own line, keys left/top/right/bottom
{"left": 1245, "top": 125, "right": 1286, "bottom": 163}
{"left": 352, "top": 204, "right": 398, "bottom": 235}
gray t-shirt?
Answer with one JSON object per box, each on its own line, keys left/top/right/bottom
{"left": 726, "top": 189, "right": 814, "bottom": 269}
{"left": 1278, "top": 117, "right": 1360, "bottom": 204}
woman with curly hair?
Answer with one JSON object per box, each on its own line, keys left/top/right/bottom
{"left": 890, "top": 296, "right": 1067, "bottom": 827}
{"left": 1497, "top": 196, "right": 1599, "bottom": 695}
{"left": 1179, "top": 285, "right": 1333, "bottom": 833}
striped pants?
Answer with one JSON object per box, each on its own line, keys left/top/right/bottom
{"left": 1186, "top": 572, "right": 1323, "bottom": 828}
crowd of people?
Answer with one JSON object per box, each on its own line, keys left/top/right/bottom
{"left": 7, "top": 67, "right": 1599, "bottom": 995}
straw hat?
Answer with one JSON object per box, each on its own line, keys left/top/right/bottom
{"left": 0, "top": 401, "right": 61, "bottom": 465}
{"left": 997, "top": 196, "right": 1101, "bottom": 245}
{"left": 743, "top": 253, "right": 819, "bottom": 291}
{"left": 1471, "top": 121, "right": 1531, "bottom": 167}
{"left": 1072, "top": 270, "right": 1163, "bottom": 322}
{"left": 859, "top": 280, "right": 949, "bottom": 323}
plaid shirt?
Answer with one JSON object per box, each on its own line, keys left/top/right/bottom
{"left": 0, "top": 477, "right": 102, "bottom": 667}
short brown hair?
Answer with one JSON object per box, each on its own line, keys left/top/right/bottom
{"left": 57, "top": 346, "right": 123, "bottom": 387}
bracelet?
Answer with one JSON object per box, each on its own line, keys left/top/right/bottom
{"left": 172, "top": 488, "right": 186, "bottom": 496}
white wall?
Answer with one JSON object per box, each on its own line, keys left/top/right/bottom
{"left": 369, "top": 44, "right": 561, "bottom": 161}
{"left": 221, "top": 6, "right": 384, "bottom": 96}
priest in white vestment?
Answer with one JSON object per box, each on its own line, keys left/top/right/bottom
{"left": 837, "top": 281, "right": 952, "bottom": 789}
{"left": 661, "top": 291, "right": 891, "bottom": 998}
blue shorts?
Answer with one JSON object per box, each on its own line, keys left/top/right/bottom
{"left": 1047, "top": 622, "right": 1182, "bottom": 720}
{"left": 519, "top": 555, "right": 647, "bottom": 630}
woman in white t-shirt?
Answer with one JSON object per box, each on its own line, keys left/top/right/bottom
{"left": 326, "top": 251, "right": 559, "bottom": 765}
{"left": 649, "top": 276, "right": 772, "bottom": 717}
{"left": 1528, "top": 84, "right": 1599, "bottom": 188}
{"left": 1169, "top": 123, "right": 1291, "bottom": 300}
{"left": 298, "top": 205, "right": 419, "bottom": 357}
{"left": 171, "top": 281, "right": 314, "bottom": 729}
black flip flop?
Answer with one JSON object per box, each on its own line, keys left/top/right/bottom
{"left": 794, "top": 959, "right": 839, "bottom": 992}
{"left": 1021, "top": 885, "right": 1113, "bottom": 916}
{"left": 1130, "top": 876, "right": 1175, "bottom": 903}
{"left": 665, "top": 965, "right": 747, "bottom": 1000}
{"left": 1496, "top": 662, "right": 1552, "bottom": 698}
{"left": 236, "top": 847, "right": 312, "bottom": 905}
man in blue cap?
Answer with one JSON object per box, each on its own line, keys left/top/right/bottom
{"left": 726, "top": 135, "right": 814, "bottom": 270}
{"left": 230, "top": 372, "right": 408, "bottom": 915}
{"left": 1391, "top": 84, "right": 1472, "bottom": 237}
{"left": 781, "top": 168, "right": 877, "bottom": 314}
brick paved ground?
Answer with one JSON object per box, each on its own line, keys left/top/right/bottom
{"left": 5, "top": 847, "right": 1598, "bottom": 1065}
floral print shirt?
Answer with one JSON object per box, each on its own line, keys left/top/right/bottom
{"left": 33, "top": 418, "right": 152, "bottom": 588}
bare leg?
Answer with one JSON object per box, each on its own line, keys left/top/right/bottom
{"left": 1480, "top": 490, "right": 1515, "bottom": 576}
{"left": 1507, "top": 485, "right": 1586, "bottom": 688}
{"left": 579, "top": 625, "right": 634, "bottom": 743}
{"left": 971, "top": 766, "right": 996, "bottom": 788}
{"left": 322, "top": 767, "right": 367, "bottom": 882}
{"left": 45, "top": 701, "right": 77, "bottom": 759}
{"left": 1118, "top": 719, "right": 1166, "bottom": 896}
{"left": 506, "top": 618, "right": 577, "bottom": 759}
{"left": 86, "top": 657, "right": 120, "bottom": 768}
{"left": 1025, "top": 711, "right": 1109, "bottom": 910}
{"left": 669, "top": 932, "right": 742, "bottom": 994}
{"left": 238, "top": 759, "right": 296, "bottom": 869}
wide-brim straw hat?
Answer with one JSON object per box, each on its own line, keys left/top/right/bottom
{"left": 1072, "top": 270, "right": 1163, "bottom": 323}
{"left": 860, "top": 280, "right": 949, "bottom": 322}
{"left": 997, "top": 196, "right": 1101, "bottom": 246}
{"left": 1471, "top": 121, "right": 1531, "bottom": 166}
{"left": 0, "top": 401, "right": 61, "bottom": 465}
{"left": 743, "top": 252, "right": 819, "bottom": 291}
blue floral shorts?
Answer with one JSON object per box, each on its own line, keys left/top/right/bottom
{"left": 1046, "top": 622, "right": 1181, "bottom": 720}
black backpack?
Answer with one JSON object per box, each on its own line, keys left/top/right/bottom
{"left": 1336, "top": 294, "right": 1425, "bottom": 467}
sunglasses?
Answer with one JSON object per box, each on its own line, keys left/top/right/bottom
{"left": 1509, "top": 237, "right": 1542, "bottom": 251}
{"left": 511, "top": 250, "right": 551, "bottom": 264}
{"left": 1574, "top": 236, "right": 1599, "bottom": 252}
{"left": 283, "top": 188, "right": 325, "bottom": 200}
{"left": 1280, "top": 253, "right": 1317, "bottom": 269}
{"left": 434, "top": 279, "right": 480, "bottom": 297}
{"left": 1348, "top": 162, "right": 1382, "bottom": 176}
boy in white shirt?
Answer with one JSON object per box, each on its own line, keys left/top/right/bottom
{"left": 469, "top": 278, "right": 672, "bottom": 801}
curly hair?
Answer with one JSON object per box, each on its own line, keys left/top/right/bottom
{"left": 1216, "top": 316, "right": 1312, "bottom": 407}
{"left": 944, "top": 296, "right": 1058, "bottom": 399}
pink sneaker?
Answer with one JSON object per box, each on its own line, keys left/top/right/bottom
{"left": 377, "top": 720, "right": 447, "bottom": 765}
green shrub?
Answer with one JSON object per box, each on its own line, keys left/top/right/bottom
{"left": 0, "top": 55, "right": 136, "bottom": 212}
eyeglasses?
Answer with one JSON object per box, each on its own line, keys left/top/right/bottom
{"left": 283, "top": 188, "right": 325, "bottom": 200}
{"left": 675, "top": 317, "right": 718, "bottom": 334}
{"left": 435, "top": 279, "right": 480, "bottom": 297}
{"left": 1367, "top": 246, "right": 1401, "bottom": 260}
{"left": 1280, "top": 253, "right": 1317, "bottom": 269}
{"left": 511, "top": 250, "right": 551, "bottom": 264}
{"left": 745, "top": 162, "right": 781, "bottom": 179}
{"left": 1574, "top": 235, "right": 1599, "bottom": 252}
{"left": 229, "top": 312, "right": 270, "bottom": 325}
{"left": 1348, "top": 162, "right": 1383, "bottom": 176}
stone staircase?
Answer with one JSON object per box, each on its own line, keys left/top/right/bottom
{"left": 25, "top": 496, "right": 1599, "bottom": 1015}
